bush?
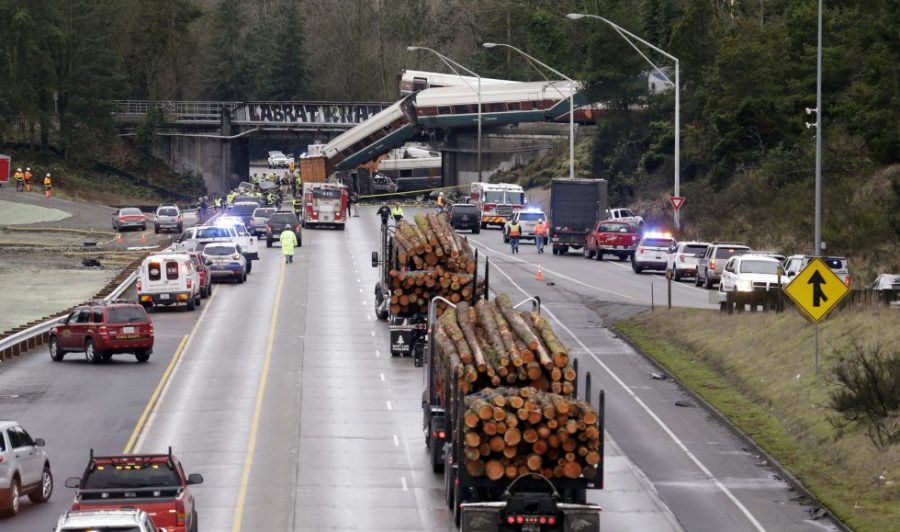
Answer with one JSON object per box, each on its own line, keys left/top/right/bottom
{"left": 828, "top": 340, "right": 900, "bottom": 449}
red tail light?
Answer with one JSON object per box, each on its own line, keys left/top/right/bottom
{"left": 679, "top": 254, "right": 685, "bottom": 262}
{"left": 845, "top": 276, "right": 851, "bottom": 286}
{"left": 548, "top": 516, "right": 556, "bottom": 525}
{"left": 638, "top": 247, "right": 644, "bottom": 254}
{"left": 98, "top": 325, "right": 109, "bottom": 337}
{"left": 709, "top": 259, "right": 717, "bottom": 270}
{"left": 186, "top": 278, "right": 192, "bottom": 289}
{"left": 507, "top": 516, "right": 515, "bottom": 524}
{"left": 0, "top": 455, "right": 4, "bottom": 463}
{"left": 136, "top": 280, "right": 142, "bottom": 291}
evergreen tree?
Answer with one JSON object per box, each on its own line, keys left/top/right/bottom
{"left": 261, "top": 0, "right": 308, "bottom": 100}
{"left": 204, "top": 0, "right": 252, "bottom": 101}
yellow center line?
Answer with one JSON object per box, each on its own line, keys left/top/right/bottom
{"left": 122, "top": 334, "right": 188, "bottom": 454}
{"left": 231, "top": 260, "right": 287, "bottom": 532}
{"left": 123, "top": 287, "right": 219, "bottom": 454}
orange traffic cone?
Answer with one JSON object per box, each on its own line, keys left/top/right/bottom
{"left": 116, "top": 233, "right": 123, "bottom": 243}
{"left": 140, "top": 233, "right": 147, "bottom": 243}
{"left": 536, "top": 265, "right": 543, "bottom": 281}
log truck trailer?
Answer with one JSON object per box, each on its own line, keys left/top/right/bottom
{"left": 422, "top": 295, "right": 604, "bottom": 531}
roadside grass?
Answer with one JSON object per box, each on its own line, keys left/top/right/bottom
{"left": 614, "top": 307, "right": 900, "bottom": 532}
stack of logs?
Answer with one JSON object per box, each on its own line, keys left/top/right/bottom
{"left": 388, "top": 213, "right": 484, "bottom": 316}
{"left": 462, "top": 386, "right": 601, "bottom": 481}
{"left": 433, "top": 294, "right": 576, "bottom": 396}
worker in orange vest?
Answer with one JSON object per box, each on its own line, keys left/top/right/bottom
{"left": 43, "top": 173, "right": 53, "bottom": 198}
{"left": 534, "top": 218, "right": 548, "bottom": 254}
{"left": 23, "top": 167, "right": 33, "bottom": 192}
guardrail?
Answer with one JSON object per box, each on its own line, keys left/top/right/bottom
{"left": 0, "top": 246, "right": 167, "bottom": 362}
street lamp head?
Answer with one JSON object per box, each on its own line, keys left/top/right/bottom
{"left": 566, "top": 13, "right": 585, "bottom": 20}
{"left": 482, "top": 42, "right": 498, "bottom": 48}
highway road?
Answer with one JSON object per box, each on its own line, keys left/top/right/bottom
{"left": 0, "top": 203, "right": 839, "bottom": 531}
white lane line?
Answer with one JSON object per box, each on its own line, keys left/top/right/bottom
{"left": 393, "top": 434, "right": 400, "bottom": 447}
{"left": 401, "top": 476, "right": 408, "bottom": 491}
{"left": 380, "top": 372, "right": 385, "bottom": 382}
{"left": 488, "top": 260, "right": 767, "bottom": 532}
{"left": 468, "top": 239, "right": 635, "bottom": 301}
{"left": 375, "top": 350, "right": 380, "bottom": 358}
{"left": 386, "top": 400, "right": 393, "bottom": 411}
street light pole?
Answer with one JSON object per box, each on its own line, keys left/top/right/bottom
{"left": 407, "top": 46, "right": 484, "bottom": 182}
{"left": 814, "top": 0, "right": 823, "bottom": 257}
{"left": 482, "top": 42, "right": 577, "bottom": 180}
{"left": 567, "top": 13, "right": 681, "bottom": 229}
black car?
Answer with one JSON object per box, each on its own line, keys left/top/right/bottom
{"left": 447, "top": 203, "right": 481, "bottom": 233}
{"left": 266, "top": 211, "right": 303, "bottom": 247}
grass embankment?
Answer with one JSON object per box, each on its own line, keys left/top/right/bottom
{"left": 615, "top": 307, "right": 900, "bottom": 531}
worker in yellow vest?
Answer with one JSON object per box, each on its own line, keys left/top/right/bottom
{"left": 43, "top": 173, "right": 53, "bottom": 198}
{"left": 507, "top": 219, "right": 522, "bottom": 254}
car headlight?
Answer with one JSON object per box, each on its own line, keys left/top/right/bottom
{"left": 736, "top": 279, "right": 753, "bottom": 292}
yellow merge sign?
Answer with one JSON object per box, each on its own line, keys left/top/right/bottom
{"left": 783, "top": 257, "right": 850, "bottom": 322}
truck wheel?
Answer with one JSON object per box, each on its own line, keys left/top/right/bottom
{"left": 619, "top": 253, "right": 628, "bottom": 262}
{"left": 135, "top": 350, "right": 151, "bottom": 362}
{"left": 430, "top": 435, "right": 444, "bottom": 473}
{"left": 583, "top": 247, "right": 593, "bottom": 259}
{"left": 632, "top": 263, "right": 643, "bottom": 274}
{"left": 595, "top": 251, "right": 604, "bottom": 261}
{"left": 704, "top": 274, "right": 714, "bottom": 289}
{"left": 190, "top": 510, "right": 198, "bottom": 532}
{"left": 154, "top": 225, "right": 160, "bottom": 234}
{"left": 187, "top": 296, "right": 196, "bottom": 311}
{"left": 695, "top": 272, "right": 703, "bottom": 287}
{"left": 472, "top": 227, "right": 480, "bottom": 234}
{"left": 673, "top": 270, "right": 682, "bottom": 282}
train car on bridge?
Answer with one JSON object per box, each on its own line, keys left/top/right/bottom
{"left": 399, "top": 69, "right": 517, "bottom": 95}
{"left": 325, "top": 94, "right": 418, "bottom": 172}
{"left": 414, "top": 80, "right": 583, "bottom": 128}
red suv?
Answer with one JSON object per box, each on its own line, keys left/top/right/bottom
{"left": 48, "top": 301, "right": 154, "bottom": 364}
{"left": 187, "top": 251, "right": 213, "bottom": 298}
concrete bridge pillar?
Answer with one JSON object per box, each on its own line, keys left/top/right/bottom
{"left": 438, "top": 123, "right": 573, "bottom": 188}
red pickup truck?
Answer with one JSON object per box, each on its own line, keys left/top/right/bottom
{"left": 65, "top": 449, "right": 203, "bottom": 532}
{"left": 583, "top": 220, "right": 640, "bottom": 261}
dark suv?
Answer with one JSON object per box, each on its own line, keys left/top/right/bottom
{"left": 447, "top": 203, "right": 481, "bottom": 233}
{"left": 266, "top": 211, "right": 303, "bottom": 247}
{"left": 48, "top": 301, "right": 154, "bottom": 364}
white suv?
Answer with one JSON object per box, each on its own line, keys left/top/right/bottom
{"left": 783, "top": 255, "right": 851, "bottom": 287}
{"left": 719, "top": 254, "right": 785, "bottom": 310}
{"left": 56, "top": 509, "right": 166, "bottom": 532}
{"left": 0, "top": 421, "right": 53, "bottom": 516}
{"left": 154, "top": 204, "right": 183, "bottom": 234}
{"left": 632, "top": 233, "right": 676, "bottom": 273}
{"left": 267, "top": 150, "right": 291, "bottom": 168}
{"left": 666, "top": 241, "right": 709, "bottom": 281}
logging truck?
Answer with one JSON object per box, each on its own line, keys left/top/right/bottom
{"left": 371, "top": 214, "right": 487, "bottom": 359}
{"left": 422, "top": 293, "right": 604, "bottom": 531}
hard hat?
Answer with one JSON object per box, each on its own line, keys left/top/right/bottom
{"left": 46, "top": 173, "right": 51, "bottom": 176}
{"left": 17, "top": 168, "right": 22, "bottom": 171}
{"left": 439, "top": 192, "right": 444, "bottom": 196}
{"left": 26, "top": 167, "right": 30, "bottom": 171}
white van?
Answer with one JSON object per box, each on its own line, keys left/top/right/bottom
{"left": 137, "top": 253, "right": 202, "bottom": 311}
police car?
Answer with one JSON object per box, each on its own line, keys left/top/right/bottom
{"left": 632, "top": 232, "right": 676, "bottom": 274}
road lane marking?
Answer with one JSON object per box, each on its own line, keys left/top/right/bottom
{"left": 231, "top": 261, "right": 287, "bottom": 532}
{"left": 123, "top": 334, "right": 189, "bottom": 454}
{"left": 468, "top": 239, "right": 635, "bottom": 301}
{"left": 386, "top": 400, "right": 393, "bottom": 411}
{"left": 380, "top": 372, "right": 385, "bottom": 381}
{"left": 393, "top": 435, "right": 400, "bottom": 446}
{"left": 401, "top": 476, "right": 408, "bottom": 491}
{"left": 488, "top": 259, "right": 767, "bottom": 532}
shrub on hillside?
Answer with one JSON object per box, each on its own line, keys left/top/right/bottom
{"left": 828, "top": 340, "right": 900, "bottom": 449}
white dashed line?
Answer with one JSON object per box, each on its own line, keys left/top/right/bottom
{"left": 386, "top": 401, "right": 392, "bottom": 411}
{"left": 380, "top": 373, "right": 385, "bottom": 382}
{"left": 375, "top": 350, "right": 380, "bottom": 358}
{"left": 371, "top": 330, "right": 376, "bottom": 337}
{"left": 401, "top": 476, "right": 408, "bottom": 491}
{"left": 393, "top": 434, "right": 400, "bottom": 446}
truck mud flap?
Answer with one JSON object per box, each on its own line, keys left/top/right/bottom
{"left": 390, "top": 327, "right": 414, "bottom": 357}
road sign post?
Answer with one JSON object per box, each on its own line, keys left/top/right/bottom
{"left": 782, "top": 258, "right": 851, "bottom": 372}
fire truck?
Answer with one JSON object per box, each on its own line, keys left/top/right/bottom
{"left": 298, "top": 182, "right": 348, "bottom": 229}
{"left": 469, "top": 182, "right": 525, "bottom": 228}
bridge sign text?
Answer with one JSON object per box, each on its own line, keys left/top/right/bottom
{"left": 238, "top": 103, "right": 389, "bottom": 126}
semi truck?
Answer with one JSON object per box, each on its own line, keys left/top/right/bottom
{"left": 422, "top": 294, "right": 604, "bottom": 531}
{"left": 371, "top": 220, "right": 488, "bottom": 359}
{"left": 549, "top": 178, "right": 608, "bottom": 255}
